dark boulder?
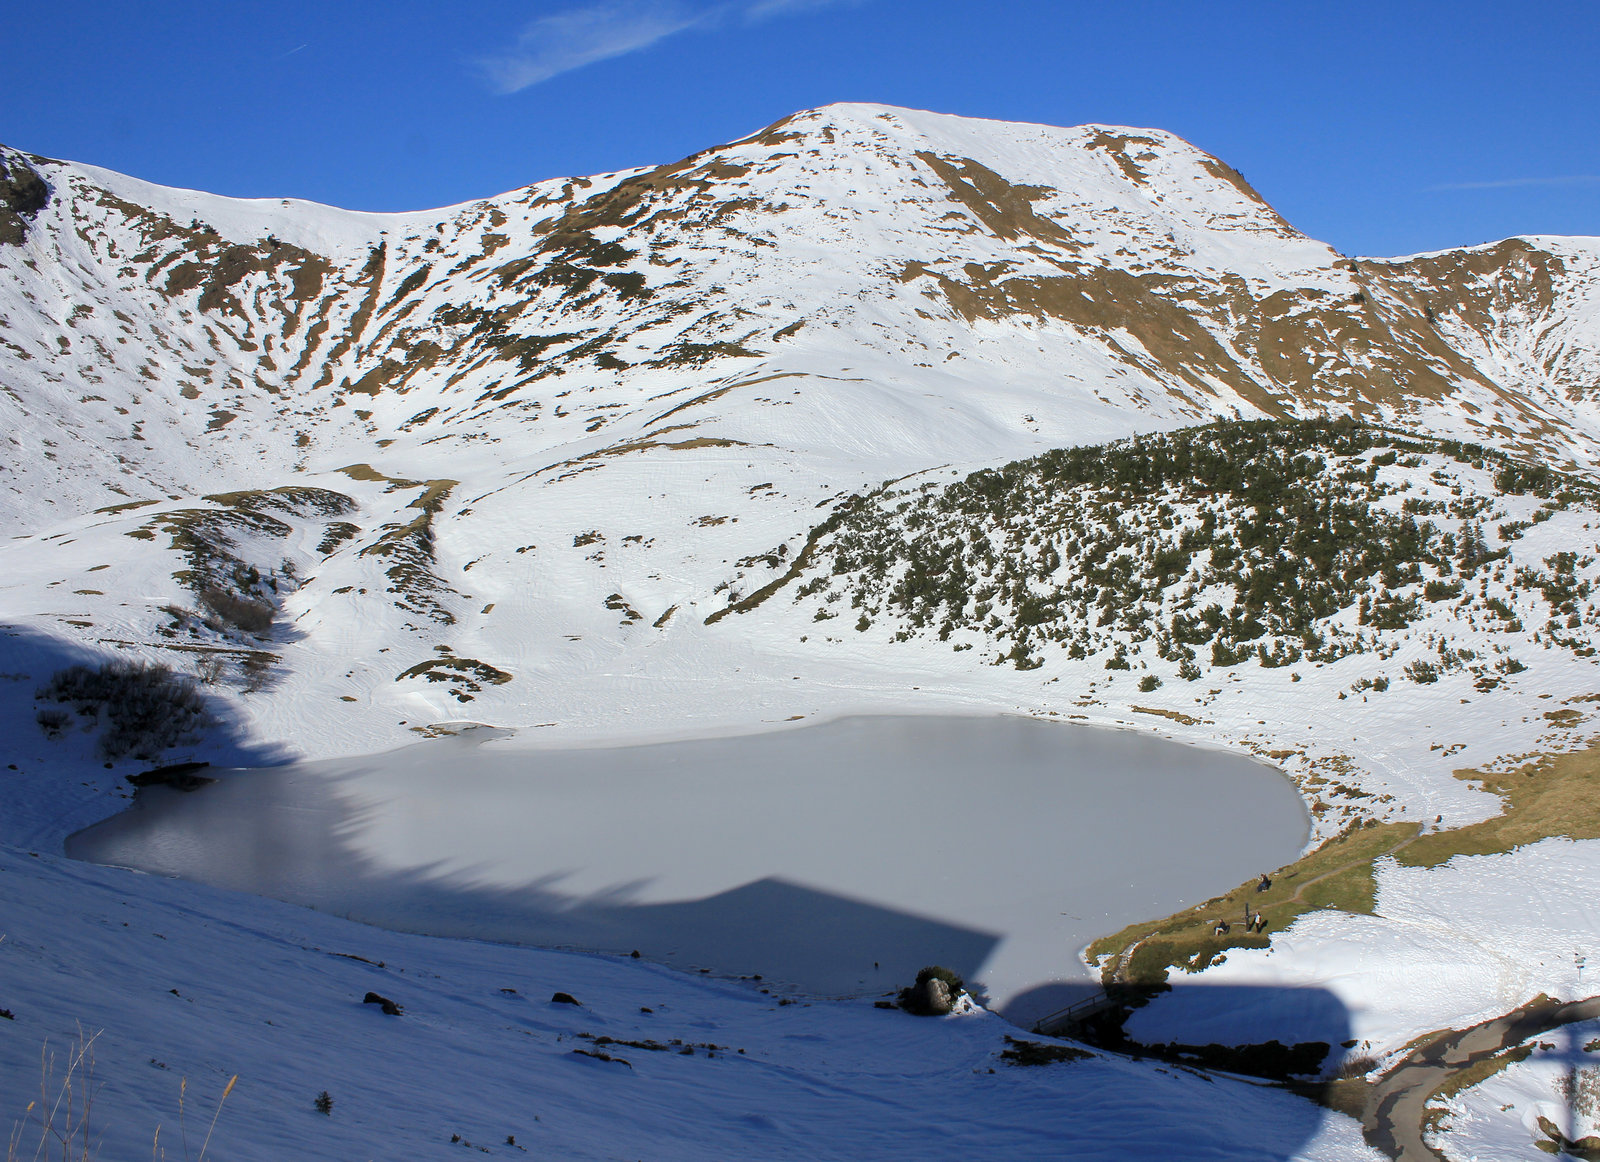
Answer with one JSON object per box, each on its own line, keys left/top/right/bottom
{"left": 126, "top": 761, "right": 214, "bottom": 791}
{"left": 897, "top": 965, "right": 966, "bottom": 1016}
{"left": 920, "top": 977, "right": 953, "bottom": 1015}
{"left": 362, "top": 991, "right": 403, "bottom": 1016}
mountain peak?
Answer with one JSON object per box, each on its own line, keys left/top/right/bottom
{"left": 715, "top": 103, "right": 1310, "bottom": 262}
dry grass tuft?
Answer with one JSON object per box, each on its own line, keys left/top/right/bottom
{"left": 8, "top": 1026, "right": 100, "bottom": 1162}
{"left": 6, "top": 1025, "right": 236, "bottom": 1162}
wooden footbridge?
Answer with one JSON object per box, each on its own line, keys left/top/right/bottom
{"left": 1031, "top": 990, "right": 1120, "bottom": 1038}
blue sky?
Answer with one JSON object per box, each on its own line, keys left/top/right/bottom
{"left": 6, "top": 1, "right": 1596, "bottom": 256}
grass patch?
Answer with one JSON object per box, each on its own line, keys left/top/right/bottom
{"left": 317, "top": 521, "right": 360, "bottom": 554}
{"left": 335, "top": 463, "right": 417, "bottom": 486}
{"left": 1400, "top": 741, "right": 1600, "bottom": 868}
{"left": 548, "top": 433, "right": 752, "bottom": 480}
{"left": 1093, "top": 739, "right": 1600, "bottom": 983}
{"left": 705, "top": 497, "right": 862, "bottom": 625}
{"left": 198, "top": 587, "right": 274, "bottom": 635}
{"left": 140, "top": 506, "right": 292, "bottom": 592}
{"left": 1316, "top": 1078, "right": 1372, "bottom": 1120}
{"left": 1431, "top": 1042, "right": 1534, "bottom": 1107}
{"left": 1131, "top": 705, "right": 1210, "bottom": 726}
{"left": 131, "top": 486, "right": 356, "bottom": 642}
{"left": 1149, "top": 1039, "right": 1330, "bottom": 1081}
{"left": 999, "top": 1037, "right": 1092, "bottom": 1067}
{"left": 1089, "top": 819, "right": 1419, "bottom": 984}
{"left": 357, "top": 478, "right": 460, "bottom": 625}
{"left": 201, "top": 486, "right": 353, "bottom": 518}
{"left": 93, "top": 498, "right": 160, "bottom": 515}
{"left": 648, "top": 340, "right": 760, "bottom": 368}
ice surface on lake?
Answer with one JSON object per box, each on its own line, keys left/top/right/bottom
{"left": 70, "top": 715, "right": 1307, "bottom": 1025}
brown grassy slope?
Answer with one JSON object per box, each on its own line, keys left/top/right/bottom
{"left": 1090, "top": 739, "right": 1600, "bottom": 985}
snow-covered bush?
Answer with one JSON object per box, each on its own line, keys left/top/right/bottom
{"left": 34, "top": 706, "right": 69, "bottom": 737}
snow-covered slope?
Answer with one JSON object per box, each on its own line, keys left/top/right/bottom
{"left": 0, "top": 846, "right": 1380, "bottom": 1161}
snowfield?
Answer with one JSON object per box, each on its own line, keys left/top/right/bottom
{"left": 1125, "top": 838, "right": 1600, "bottom": 1058}
{"left": 0, "top": 846, "right": 1383, "bottom": 1161}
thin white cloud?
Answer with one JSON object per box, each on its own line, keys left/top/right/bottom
{"left": 1428, "top": 175, "right": 1600, "bottom": 192}
{"left": 479, "top": 1, "right": 708, "bottom": 94}
{"left": 481, "top": 0, "right": 861, "bottom": 93}
{"left": 742, "top": 0, "right": 859, "bottom": 20}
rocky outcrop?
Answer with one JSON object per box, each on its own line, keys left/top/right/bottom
{"left": 0, "top": 152, "right": 49, "bottom": 245}
{"left": 126, "top": 761, "right": 215, "bottom": 792}
{"left": 362, "top": 991, "right": 403, "bottom": 1015}
{"left": 899, "top": 966, "right": 964, "bottom": 1015}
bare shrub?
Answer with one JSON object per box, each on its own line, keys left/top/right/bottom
{"left": 199, "top": 587, "right": 274, "bottom": 635}
{"left": 175, "top": 1072, "right": 237, "bottom": 1162}
{"left": 34, "top": 707, "right": 69, "bottom": 738}
{"left": 239, "top": 654, "right": 274, "bottom": 694}
{"left": 36, "top": 660, "right": 211, "bottom": 760}
{"left": 6, "top": 1027, "right": 237, "bottom": 1162}
{"left": 193, "top": 655, "right": 226, "bottom": 686}
{"left": 1558, "top": 1066, "right": 1600, "bottom": 1119}
{"left": 1337, "top": 1053, "right": 1380, "bottom": 1079}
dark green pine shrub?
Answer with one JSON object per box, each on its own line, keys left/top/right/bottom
{"left": 780, "top": 418, "right": 1599, "bottom": 686}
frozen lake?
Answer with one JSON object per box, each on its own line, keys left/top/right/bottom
{"left": 68, "top": 715, "right": 1308, "bottom": 1026}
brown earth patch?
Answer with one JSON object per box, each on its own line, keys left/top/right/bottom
{"left": 1130, "top": 705, "right": 1211, "bottom": 726}
{"left": 913, "top": 151, "right": 1079, "bottom": 249}
{"left": 1081, "top": 129, "right": 1165, "bottom": 186}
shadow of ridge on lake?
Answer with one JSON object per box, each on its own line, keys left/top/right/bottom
{"left": 67, "top": 767, "right": 1364, "bottom": 1162}
{"left": 340, "top": 871, "right": 1005, "bottom": 1002}
{"left": 67, "top": 769, "right": 1000, "bottom": 999}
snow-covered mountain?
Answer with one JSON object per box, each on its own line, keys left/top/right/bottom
{"left": 4, "top": 101, "right": 1599, "bottom": 533}
{"left": 3, "top": 102, "right": 1598, "bottom": 756}
{"left": 4, "top": 103, "right": 1600, "bottom": 1161}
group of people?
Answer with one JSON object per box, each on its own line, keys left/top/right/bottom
{"left": 1210, "top": 873, "right": 1274, "bottom": 936}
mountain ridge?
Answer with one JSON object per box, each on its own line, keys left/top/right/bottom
{"left": 3, "top": 101, "right": 1598, "bottom": 541}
